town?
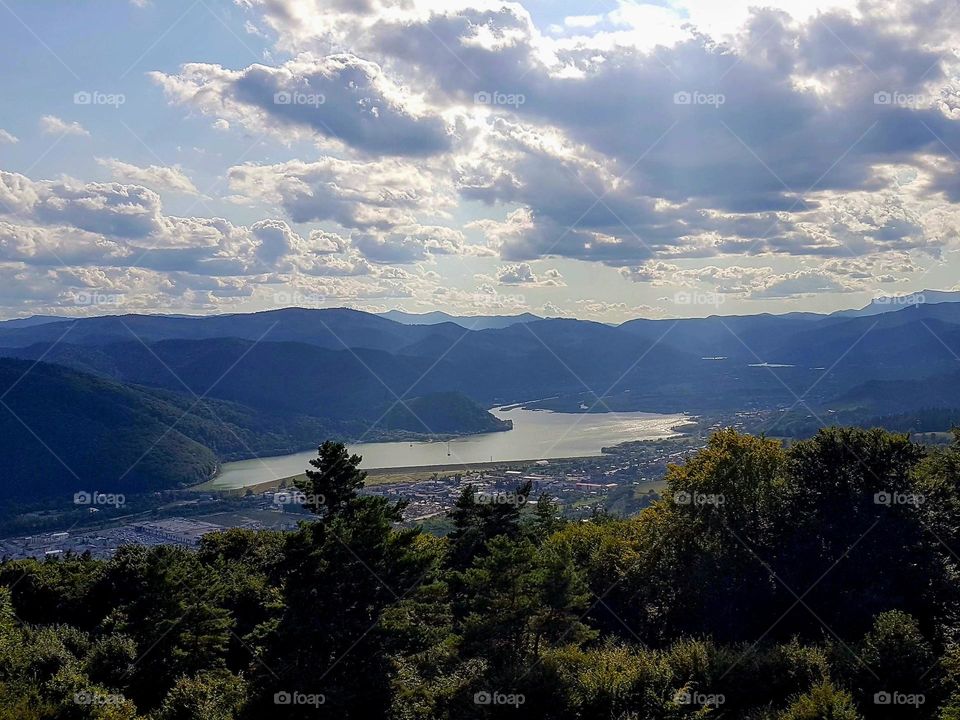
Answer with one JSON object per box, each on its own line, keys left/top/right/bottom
{"left": 0, "top": 435, "right": 706, "bottom": 560}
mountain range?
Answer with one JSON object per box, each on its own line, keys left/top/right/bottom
{"left": 1, "top": 290, "right": 959, "bottom": 501}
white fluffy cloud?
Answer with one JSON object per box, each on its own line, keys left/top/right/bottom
{"left": 225, "top": 157, "right": 477, "bottom": 264}
{"left": 621, "top": 256, "right": 911, "bottom": 299}
{"left": 0, "top": 167, "right": 429, "bottom": 312}
{"left": 493, "top": 262, "right": 565, "bottom": 286}
{"left": 151, "top": 54, "right": 451, "bottom": 156}
{"left": 39, "top": 115, "right": 89, "bottom": 137}
{"left": 226, "top": 156, "right": 449, "bottom": 229}
{"left": 96, "top": 158, "right": 198, "bottom": 195}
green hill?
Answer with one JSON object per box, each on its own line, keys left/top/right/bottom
{"left": 0, "top": 358, "right": 511, "bottom": 502}
{"left": 0, "top": 358, "right": 359, "bottom": 500}
{"left": 376, "top": 391, "right": 512, "bottom": 434}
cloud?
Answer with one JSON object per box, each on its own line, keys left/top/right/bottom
{"left": 151, "top": 53, "right": 451, "bottom": 156}
{"left": 227, "top": 157, "right": 448, "bottom": 229}
{"left": 232, "top": 0, "right": 960, "bottom": 276}
{"left": 0, "top": 129, "right": 18, "bottom": 144}
{"left": 749, "top": 269, "right": 861, "bottom": 299}
{"left": 244, "top": 20, "right": 267, "bottom": 37}
{"left": 7, "top": 0, "right": 960, "bottom": 315}
{"left": 0, "top": 160, "right": 473, "bottom": 320}
{"left": 352, "top": 225, "right": 465, "bottom": 263}
{"left": 496, "top": 262, "right": 536, "bottom": 284}
{"left": 39, "top": 115, "right": 89, "bottom": 137}
{"left": 226, "top": 157, "right": 472, "bottom": 264}
{"left": 573, "top": 299, "right": 664, "bottom": 319}
{"left": 0, "top": 166, "right": 436, "bottom": 313}
{"left": 96, "top": 158, "right": 199, "bottom": 194}
{"left": 494, "top": 262, "right": 565, "bottom": 286}
{"left": 619, "top": 262, "right": 681, "bottom": 285}
{"left": 308, "top": 229, "right": 347, "bottom": 254}
{"left": 619, "top": 256, "right": 905, "bottom": 299}
{"left": 250, "top": 218, "right": 302, "bottom": 264}
{"left": 433, "top": 282, "right": 530, "bottom": 313}
{"left": 0, "top": 169, "right": 301, "bottom": 276}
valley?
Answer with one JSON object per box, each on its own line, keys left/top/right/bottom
{"left": 8, "top": 4, "right": 960, "bottom": 714}
{"left": 1, "top": 293, "right": 959, "bottom": 536}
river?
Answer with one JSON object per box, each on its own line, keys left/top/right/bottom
{"left": 207, "top": 407, "right": 692, "bottom": 490}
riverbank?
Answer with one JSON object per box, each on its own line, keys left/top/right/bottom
{"left": 191, "top": 457, "right": 585, "bottom": 497}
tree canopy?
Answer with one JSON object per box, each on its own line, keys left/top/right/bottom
{"left": 3, "top": 428, "right": 960, "bottom": 718}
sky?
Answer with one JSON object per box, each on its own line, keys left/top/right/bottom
{"left": 0, "top": 0, "right": 959, "bottom": 322}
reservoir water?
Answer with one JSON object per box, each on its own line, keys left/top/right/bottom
{"left": 208, "top": 407, "right": 692, "bottom": 490}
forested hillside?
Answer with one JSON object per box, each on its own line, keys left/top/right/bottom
{"left": 0, "top": 354, "right": 507, "bottom": 501}
{"left": 3, "top": 429, "right": 960, "bottom": 718}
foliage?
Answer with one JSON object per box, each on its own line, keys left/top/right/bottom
{"left": 1, "top": 431, "right": 960, "bottom": 718}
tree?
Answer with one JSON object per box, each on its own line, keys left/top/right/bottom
{"left": 781, "top": 429, "right": 941, "bottom": 640}
{"left": 5, "top": 428, "right": 960, "bottom": 719}
{"left": 778, "top": 681, "right": 863, "bottom": 720}
{"left": 99, "top": 545, "right": 233, "bottom": 707}
{"left": 447, "top": 481, "right": 532, "bottom": 571}
{"left": 251, "top": 444, "right": 426, "bottom": 718}
{"left": 527, "top": 493, "right": 565, "bottom": 542}
{"left": 297, "top": 440, "right": 368, "bottom": 518}
{"left": 841, "top": 611, "right": 940, "bottom": 718}
{"left": 447, "top": 485, "right": 484, "bottom": 571}
{"left": 154, "top": 670, "right": 247, "bottom": 720}
{"left": 457, "top": 534, "right": 593, "bottom": 685}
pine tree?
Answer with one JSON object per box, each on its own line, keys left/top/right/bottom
{"left": 297, "top": 440, "right": 367, "bottom": 518}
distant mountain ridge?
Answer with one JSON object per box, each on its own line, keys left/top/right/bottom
{"left": 4, "top": 299, "right": 960, "bottom": 416}
{"left": 3, "top": 292, "right": 960, "bottom": 504}
{"left": 379, "top": 309, "right": 541, "bottom": 329}
{"left": 5, "top": 288, "right": 958, "bottom": 336}
{"left": 831, "top": 289, "right": 960, "bottom": 317}
{"left": 0, "top": 315, "right": 65, "bottom": 329}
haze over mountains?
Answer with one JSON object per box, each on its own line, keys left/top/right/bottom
{"left": 378, "top": 310, "right": 541, "bottom": 330}
{"left": 2, "top": 291, "right": 959, "bottom": 500}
